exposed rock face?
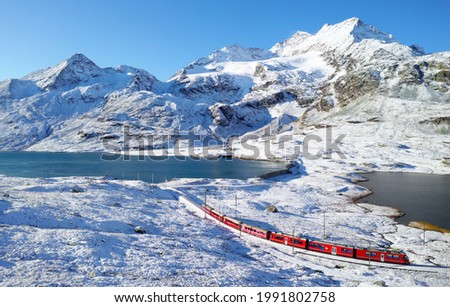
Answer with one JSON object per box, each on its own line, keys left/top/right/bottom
{"left": 23, "top": 54, "right": 103, "bottom": 91}
{"left": 210, "top": 104, "right": 235, "bottom": 127}
{"left": 0, "top": 18, "right": 449, "bottom": 152}
{"left": 334, "top": 69, "right": 381, "bottom": 107}
{"left": 419, "top": 116, "right": 450, "bottom": 127}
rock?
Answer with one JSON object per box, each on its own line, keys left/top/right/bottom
{"left": 210, "top": 104, "right": 235, "bottom": 126}
{"left": 253, "top": 63, "right": 267, "bottom": 79}
{"left": 77, "top": 130, "right": 97, "bottom": 139}
{"left": 373, "top": 280, "right": 386, "bottom": 287}
{"left": 443, "top": 157, "right": 450, "bottom": 166}
{"left": 419, "top": 116, "right": 450, "bottom": 126}
{"left": 334, "top": 69, "right": 380, "bottom": 107}
{"left": 266, "top": 205, "right": 278, "bottom": 213}
{"left": 71, "top": 185, "right": 85, "bottom": 193}
{"left": 134, "top": 226, "right": 146, "bottom": 234}
{"left": 432, "top": 70, "right": 450, "bottom": 83}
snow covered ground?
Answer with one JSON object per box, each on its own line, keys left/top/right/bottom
{"left": 0, "top": 17, "right": 449, "bottom": 287}
{"left": 0, "top": 167, "right": 448, "bottom": 286}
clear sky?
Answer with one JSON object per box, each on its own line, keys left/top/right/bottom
{"left": 1, "top": 0, "right": 449, "bottom": 81}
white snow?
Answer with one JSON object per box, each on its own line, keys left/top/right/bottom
{"left": 0, "top": 172, "right": 448, "bottom": 287}
{"left": 0, "top": 17, "right": 449, "bottom": 287}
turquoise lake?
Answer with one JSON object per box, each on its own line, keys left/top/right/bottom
{"left": 0, "top": 152, "right": 286, "bottom": 183}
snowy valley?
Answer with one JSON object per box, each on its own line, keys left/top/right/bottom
{"left": 0, "top": 17, "right": 449, "bottom": 286}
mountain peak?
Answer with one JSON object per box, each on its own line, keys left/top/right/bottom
{"left": 176, "top": 44, "right": 275, "bottom": 77}
{"left": 209, "top": 44, "right": 274, "bottom": 63}
{"left": 271, "top": 17, "right": 397, "bottom": 57}
{"left": 66, "top": 53, "right": 96, "bottom": 66}
{"left": 220, "top": 43, "right": 244, "bottom": 53}
{"left": 318, "top": 17, "right": 395, "bottom": 44}
{"left": 270, "top": 31, "right": 311, "bottom": 55}
{"left": 23, "top": 53, "right": 102, "bottom": 90}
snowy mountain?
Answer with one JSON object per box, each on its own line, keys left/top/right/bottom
{"left": 1, "top": 17, "right": 450, "bottom": 288}
{"left": 0, "top": 54, "right": 162, "bottom": 150}
{"left": 0, "top": 17, "right": 449, "bottom": 161}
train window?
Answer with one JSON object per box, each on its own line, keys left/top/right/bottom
{"left": 341, "top": 248, "right": 352, "bottom": 254}
{"left": 310, "top": 243, "right": 324, "bottom": 250}
{"left": 387, "top": 254, "right": 399, "bottom": 259}
{"left": 292, "top": 239, "right": 303, "bottom": 245}
{"left": 366, "top": 252, "right": 377, "bottom": 257}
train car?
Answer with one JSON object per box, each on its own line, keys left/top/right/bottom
{"left": 290, "top": 237, "right": 308, "bottom": 249}
{"left": 307, "top": 241, "right": 333, "bottom": 254}
{"left": 307, "top": 240, "right": 356, "bottom": 258}
{"left": 330, "top": 245, "right": 355, "bottom": 258}
{"left": 202, "top": 205, "right": 223, "bottom": 222}
{"left": 223, "top": 215, "right": 241, "bottom": 230}
{"left": 383, "top": 251, "right": 410, "bottom": 265}
{"left": 241, "top": 223, "right": 270, "bottom": 239}
{"left": 355, "top": 248, "right": 410, "bottom": 264}
{"left": 355, "top": 248, "right": 383, "bottom": 262}
{"left": 269, "top": 233, "right": 308, "bottom": 249}
{"left": 269, "top": 232, "right": 290, "bottom": 245}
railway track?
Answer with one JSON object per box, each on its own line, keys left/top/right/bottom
{"left": 177, "top": 191, "right": 450, "bottom": 274}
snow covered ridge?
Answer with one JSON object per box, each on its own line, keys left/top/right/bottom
{"left": 0, "top": 17, "right": 449, "bottom": 286}
{"left": 0, "top": 17, "right": 449, "bottom": 160}
{"left": 98, "top": 125, "right": 347, "bottom": 162}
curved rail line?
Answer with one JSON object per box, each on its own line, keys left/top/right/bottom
{"left": 177, "top": 192, "right": 450, "bottom": 274}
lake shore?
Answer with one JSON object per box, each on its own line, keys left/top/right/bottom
{"left": 356, "top": 172, "right": 450, "bottom": 231}
{"left": 1, "top": 174, "right": 449, "bottom": 286}
{"left": 1, "top": 139, "right": 449, "bottom": 286}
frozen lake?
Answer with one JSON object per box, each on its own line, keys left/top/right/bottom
{"left": 0, "top": 152, "right": 285, "bottom": 183}
{"left": 358, "top": 172, "right": 450, "bottom": 230}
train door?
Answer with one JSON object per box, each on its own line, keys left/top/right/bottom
{"left": 332, "top": 247, "right": 337, "bottom": 255}
{"left": 284, "top": 237, "right": 288, "bottom": 245}
{"left": 381, "top": 254, "right": 385, "bottom": 262}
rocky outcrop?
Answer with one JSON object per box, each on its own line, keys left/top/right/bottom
{"left": 334, "top": 69, "right": 381, "bottom": 107}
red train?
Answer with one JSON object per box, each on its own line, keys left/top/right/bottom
{"left": 198, "top": 201, "right": 410, "bottom": 265}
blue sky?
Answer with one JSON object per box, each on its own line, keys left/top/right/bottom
{"left": 1, "top": 0, "right": 449, "bottom": 81}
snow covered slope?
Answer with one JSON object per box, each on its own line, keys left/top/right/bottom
{"left": 0, "top": 54, "right": 161, "bottom": 150}
{"left": 1, "top": 17, "right": 449, "bottom": 287}
{"left": 0, "top": 175, "right": 448, "bottom": 286}
{"left": 0, "top": 17, "right": 448, "bottom": 167}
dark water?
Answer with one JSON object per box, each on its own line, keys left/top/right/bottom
{"left": 358, "top": 172, "right": 450, "bottom": 230}
{"left": 0, "top": 152, "right": 285, "bottom": 183}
